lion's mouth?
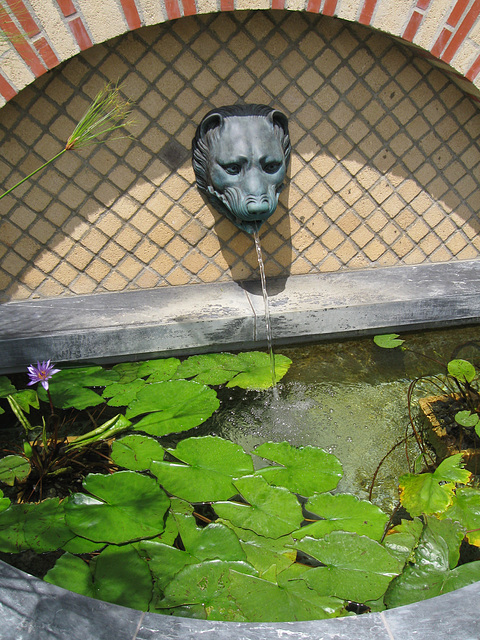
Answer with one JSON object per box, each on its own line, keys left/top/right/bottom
{"left": 207, "top": 186, "right": 279, "bottom": 234}
{"left": 221, "top": 189, "right": 277, "bottom": 223}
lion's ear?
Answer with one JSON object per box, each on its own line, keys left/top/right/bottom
{"left": 200, "top": 112, "right": 224, "bottom": 138}
{"left": 268, "top": 109, "right": 288, "bottom": 135}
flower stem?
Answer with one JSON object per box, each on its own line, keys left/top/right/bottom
{"left": 0, "top": 148, "right": 67, "bottom": 200}
{"left": 47, "top": 388, "right": 55, "bottom": 416}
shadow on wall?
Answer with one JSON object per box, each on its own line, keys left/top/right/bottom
{"left": 0, "top": 10, "right": 480, "bottom": 303}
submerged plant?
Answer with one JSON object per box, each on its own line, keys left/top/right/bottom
{"left": 374, "top": 333, "right": 480, "bottom": 449}
{"left": 0, "top": 83, "right": 134, "bottom": 200}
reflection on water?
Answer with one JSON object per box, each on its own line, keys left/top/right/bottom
{"left": 207, "top": 324, "right": 480, "bottom": 512}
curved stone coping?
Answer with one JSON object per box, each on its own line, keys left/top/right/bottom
{"left": 0, "top": 558, "right": 479, "bottom": 640}
{"left": 1, "top": 259, "right": 480, "bottom": 374}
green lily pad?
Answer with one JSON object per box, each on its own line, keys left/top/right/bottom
{"left": 383, "top": 518, "right": 423, "bottom": 564}
{"left": 173, "top": 353, "right": 242, "bottom": 385}
{"left": 434, "top": 454, "right": 472, "bottom": 484}
{"left": 399, "top": 454, "right": 471, "bottom": 517}
{"left": 385, "top": 517, "right": 469, "bottom": 608}
{"left": 24, "top": 497, "right": 74, "bottom": 552}
{"left": 0, "top": 455, "right": 30, "bottom": 486}
{"left": 455, "top": 410, "right": 479, "bottom": 428}
{"left": 111, "top": 434, "right": 164, "bottom": 471}
{"left": 109, "top": 361, "right": 146, "bottom": 384}
{"left": 45, "top": 553, "right": 96, "bottom": 598}
{"left": 102, "top": 379, "right": 146, "bottom": 407}
{"left": 373, "top": 334, "right": 404, "bottom": 349}
{"left": 254, "top": 441, "right": 343, "bottom": 495}
{"left": 10, "top": 389, "right": 39, "bottom": 413}
{"left": 157, "top": 559, "right": 255, "bottom": 620}
{"left": 151, "top": 436, "right": 253, "bottom": 502}
{"left": 64, "top": 471, "right": 170, "bottom": 543}
{"left": 229, "top": 569, "right": 346, "bottom": 622}
{"left": 138, "top": 540, "right": 198, "bottom": 592}
{"left": 110, "top": 358, "right": 180, "bottom": 384}
{"left": 441, "top": 487, "right": 480, "bottom": 547}
{"left": 299, "top": 493, "right": 389, "bottom": 541}
{"left": 0, "top": 376, "right": 17, "bottom": 397}
{"left": 220, "top": 522, "right": 296, "bottom": 576}
{"left": 126, "top": 380, "right": 220, "bottom": 436}
{"left": 295, "top": 531, "right": 402, "bottom": 602}
{"left": 40, "top": 366, "right": 119, "bottom": 410}
{"left": 215, "top": 475, "right": 304, "bottom": 539}
{"left": 448, "top": 359, "right": 476, "bottom": 384}
{"left": 226, "top": 352, "right": 292, "bottom": 389}
{"left": 173, "top": 351, "right": 291, "bottom": 388}
{"left": 176, "top": 516, "right": 246, "bottom": 563}
{"left": 93, "top": 543, "right": 153, "bottom": 610}
{"left": 0, "top": 490, "right": 10, "bottom": 514}
{"left": 47, "top": 544, "right": 154, "bottom": 610}
{"left": 0, "top": 498, "right": 74, "bottom": 553}
{"left": 138, "top": 358, "right": 180, "bottom": 382}
{"left": 399, "top": 473, "right": 455, "bottom": 517}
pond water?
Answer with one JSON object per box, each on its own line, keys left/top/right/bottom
{"left": 1, "top": 322, "right": 480, "bottom": 618}
{"left": 207, "top": 324, "right": 480, "bottom": 511}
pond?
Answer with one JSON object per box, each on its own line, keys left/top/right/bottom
{"left": 0, "top": 323, "right": 479, "bottom": 621}
{"left": 208, "top": 324, "right": 480, "bottom": 510}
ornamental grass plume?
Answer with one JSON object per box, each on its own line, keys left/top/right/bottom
{"left": 0, "top": 83, "right": 134, "bottom": 200}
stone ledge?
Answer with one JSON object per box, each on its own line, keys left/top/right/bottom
{"left": 0, "top": 559, "right": 479, "bottom": 639}
{"left": 1, "top": 260, "right": 480, "bottom": 373}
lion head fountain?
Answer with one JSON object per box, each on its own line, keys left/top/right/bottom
{"left": 192, "top": 104, "right": 291, "bottom": 235}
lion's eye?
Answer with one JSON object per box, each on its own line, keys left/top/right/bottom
{"left": 223, "top": 164, "right": 241, "bottom": 175}
{"left": 263, "top": 162, "right": 282, "bottom": 174}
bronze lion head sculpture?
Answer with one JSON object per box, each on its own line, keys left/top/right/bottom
{"left": 192, "top": 104, "right": 291, "bottom": 235}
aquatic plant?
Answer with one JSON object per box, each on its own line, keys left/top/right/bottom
{"left": 0, "top": 362, "right": 126, "bottom": 500}
{"left": 0, "top": 348, "right": 478, "bottom": 620}
{"left": 0, "top": 351, "right": 291, "bottom": 499}
{"left": 0, "top": 431, "right": 478, "bottom": 619}
{"left": 0, "top": 83, "right": 134, "bottom": 200}
{"left": 26, "top": 360, "right": 61, "bottom": 391}
{"left": 374, "top": 333, "right": 480, "bottom": 440}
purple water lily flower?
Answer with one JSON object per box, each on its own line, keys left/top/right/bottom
{"left": 27, "top": 360, "right": 61, "bottom": 391}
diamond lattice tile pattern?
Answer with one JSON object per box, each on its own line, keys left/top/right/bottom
{"left": 0, "top": 11, "right": 480, "bottom": 301}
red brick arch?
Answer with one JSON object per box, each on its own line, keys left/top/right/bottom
{"left": 1, "top": 0, "right": 480, "bottom": 104}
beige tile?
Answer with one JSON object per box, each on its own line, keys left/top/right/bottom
{"left": 66, "top": 245, "right": 93, "bottom": 270}
{"left": 103, "top": 272, "right": 129, "bottom": 291}
{"left": 70, "top": 274, "right": 97, "bottom": 295}
{"left": 1, "top": 11, "right": 480, "bottom": 301}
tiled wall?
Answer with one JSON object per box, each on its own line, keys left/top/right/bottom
{"left": 1, "top": 10, "right": 480, "bottom": 301}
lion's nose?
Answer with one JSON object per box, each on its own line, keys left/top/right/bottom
{"left": 246, "top": 200, "right": 270, "bottom": 215}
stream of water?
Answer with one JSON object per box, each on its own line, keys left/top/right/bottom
{"left": 253, "top": 230, "right": 276, "bottom": 389}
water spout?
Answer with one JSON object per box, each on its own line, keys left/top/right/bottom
{"left": 253, "top": 228, "right": 277, "bottom": 392}
{"left": 192, "top": 104, "right": 290, "bottom": 390}
{"left": 192, "top": 104, "right": 290, "bottom": 234}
